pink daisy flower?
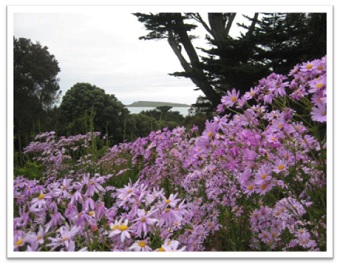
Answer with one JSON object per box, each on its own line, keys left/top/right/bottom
{"left": 109, "top": 219, "right": 131, "bottom": 243}
{"left": 311, "top": 104, "right": 326, "bottom": 122}
{"left": 129, "top": 239, "right": 152, "bottom": 252}
{"left": 221, "top": 89, "right": 240, "bottom": 107}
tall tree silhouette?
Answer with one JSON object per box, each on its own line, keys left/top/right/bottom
{"left": 14, "top": 37, "right": 61, "bottom": 165}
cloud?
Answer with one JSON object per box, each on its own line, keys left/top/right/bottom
{"left": 14, "top": 10, "right": 201, "bottom": 105}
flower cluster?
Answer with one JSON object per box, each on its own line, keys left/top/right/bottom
{"left": 14, "top": 173, "right": 212, "bottom": 251}
{"left": 14, "top": 57, "right": 327, "bottom": 252}
{"left": 249, "top": 197, "right": 318, "bottom": 251}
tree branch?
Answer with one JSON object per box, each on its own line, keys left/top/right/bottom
{"left": 225, "top": 13, "right": 237, "bottom": 36}
{"left": 167, "top": 30, "right": 192, "bottom": 73}
{"left": 245, "top": 13, "right": 259, "bottom": 37}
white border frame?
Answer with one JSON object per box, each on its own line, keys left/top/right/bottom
{"left": 7, "top": 5, "right": 334, "bottom": 259}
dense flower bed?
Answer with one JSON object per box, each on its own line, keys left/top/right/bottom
{"left": 13, "top": 57, "right": 327, "bottom": 252}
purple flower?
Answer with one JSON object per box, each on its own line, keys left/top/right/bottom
{"left": 311, "top": 104, "right": 326, "bottom": 122}
{"left": 45, "top": 211, "right": 64, "bottom": 232}
{"left": 129, "top": 240, "right": 152, "bottom": 251}
{"left": 82, "top": 173, "right": 106, "bottom": 197}
{"left": 25, "top": 226, "right": 45, "bottom": 251}
{"left": 131, "top": 209, "right": 158, "bottom": 238}
{"left": 221, "top": 89, "right": 240, "bottom": 107}
{"left": 47, "top": 224, "right": 81, "bottom": 251}
{"left": 156, "top": 238, "right": 186, "bottom": 252}
{"left": 109, "top": 219, "right": 131, "bottom": 243}
{"left": 30, "top": 191, "right": 51, "bottom": 212}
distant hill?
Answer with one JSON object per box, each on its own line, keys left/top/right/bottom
{"left": 126, "top": 101, "right": 190, "bottom": 108}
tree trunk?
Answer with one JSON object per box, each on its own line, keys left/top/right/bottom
{"left": 167, "top": 14, "right": 222, "bottom": 107}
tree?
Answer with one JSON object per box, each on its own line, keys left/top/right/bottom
{"left": 58, "top": 83, "right": 129, "bottom": 144}
{"left": 134, "top": 13, "right": 326, "bottom": 112}
{"left": 124, "top": 114, "right": 158, "bottom": 141}
{"left": 202, "top": 13, "right": 327, "bottom": 92}
{"left": 133, "top": 13, "right": 259, "bottom": 108}
{"left": 133, "top": 13, "right": 232, "bottom": 108}
{"left": 14, "top": 37, "right": 61, "bottom": 165}
{"left": 139, "top": 107, "right": 185, "bottom": 131}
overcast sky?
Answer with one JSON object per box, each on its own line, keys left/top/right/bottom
{"left": 11, "top": 6, "right": 331, "bottom": 106}
{"left": 12, "top": 7, "right": 252, "bottom": 106}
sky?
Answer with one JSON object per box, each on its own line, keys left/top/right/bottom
{"left": 12, "top": 7, "right": 251, "bottom": 106}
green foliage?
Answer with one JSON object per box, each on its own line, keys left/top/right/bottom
{"left": 123, "top": 108, "right": 187, "bottom": 142}
{"left": 249, "top": 13, "right": 327, "bottom": 74}
{"left": 140, "top": 108, "right": 184, "bottom": 124}
{"left": 201, "top": 13, "right": 327, "bottom": 95}
{"left": 14, "top": 37, "right": 61, "bottom": 165}
{"left": 59, "top": 83, "right": 129, "bottom": 144}
{"left": 127, "top": 101, "right": 189, "bottom": 107}
{"left": 134, "top": 13, "right": 326, "bottom": 108}
{"left": 124, "top": 114, "right": 158, "bottom": 141}
{"left": 14, "top": 37, "right": 61, "bottom": 109}
{"left": 14, "top": 161, "right": 44, "bottom": 180}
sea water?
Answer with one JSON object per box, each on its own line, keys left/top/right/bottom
{"left": 127, "top": 107, "right": 190, "bottom": 117}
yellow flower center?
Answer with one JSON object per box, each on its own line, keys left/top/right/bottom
{"left": 88, "top": 211, "right": 95, "bottom": 216}
{"left": 231, "top": 96, "right": 237, "bottom": 102}
{"left": 261, "top": 183, "right": 267, "bottom": 190}
{"left": 140, "top": 217, "right": 146, "bottom": 223}
{"left": 278, "top": 164, "right": 284, "bottom": 171}
{"left": 38, "top": 193, "right": 45, "bottom": 200}
{"left": 127, "top": 189, "right": 132, "bottom": 194}
{"left": 138, "top": 241, "right": 146, "bottom": 247}
{"left": 158, "top": 247, "right": 166, "bottom": 252}
{"left": 247, "top": 184, "right": 254, "bottom": 191}
{"left": 165, "top": 208, "right": 171, "bottom": 213}
{"left": 61, "top": 185, "right": 66, "bottom": 190}
{"left": 118, "top": 225, "right": 128, "bottom": 231}
{"left": 261, "top": 174, "right": 267, "bottom": 180}
{"left": 207, "top": 131, "right": 213, "bottom": 138}
{"left": 15, "top": 239, "right": 24, "bottom": 247}
{"left": 165, "top": 199, "right": 171, "bottom": 205}
{"left": 61, "top": 236, "right": 68, "bottom": 242}
{"left": 316, "top": 83, "right": 323, "bottom": 89}
{"left": 322, "top": 110, "right": 326, "bottom": 116}
{"left": 306, "top": 63, "right": 313, "bottom": 69}
{"left": 111, "top": 225, "right": 118, "bottom": 230}
{"left": 250, "top": 91, "right": 255, "bottom": 96}
{"left": 37, "top": 235, "right": 43, "bottom": 241}
{"left": 317, "top": 65, "right": 324, "bottom": 70}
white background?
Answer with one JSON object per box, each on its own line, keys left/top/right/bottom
{"left": 2, "top": 0, "right": 338, "bottom": 266}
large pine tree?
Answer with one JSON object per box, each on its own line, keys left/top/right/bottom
{"left": 201, "top": 13, "right": 327, "bottom": 94}
{"left": 134, "top": 12, "right": 326, "bottom": 112}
